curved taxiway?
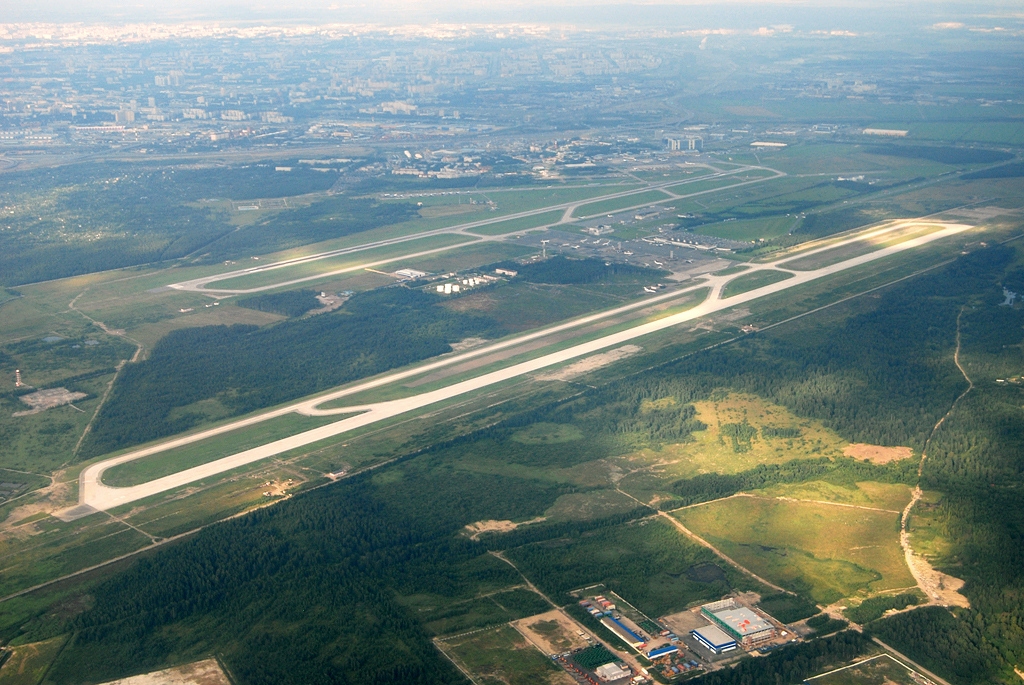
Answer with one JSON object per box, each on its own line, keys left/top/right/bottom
{"left": 65, "top": 220, "right": 970, "bottom": 518}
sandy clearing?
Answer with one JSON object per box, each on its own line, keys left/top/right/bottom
{"left": 535, "top": 344, "right": 642, "bottom": 381}
{"left": 464, "top": 517, "right": 547, "bottom": 540}
{"left": 512, "top": 609, "right": 593, "bottom": 655}
{"left": 67, "top": 220, "right": 972, "bottom": 516}
{"left": 97, "top": 659, "right": 230, "bottom": 685}
{"left": 901, "top": 487, "right": 970, "bottom": 608}
{"left": 13, "top": 388, "right": 88, "bottom": 416}
{"left": 844, "top": 444, "right": 914, "bottom": 463}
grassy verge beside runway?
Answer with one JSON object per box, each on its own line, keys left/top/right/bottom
{"left": 722, "top": 270, "right": 795, "bottom": 297}
{"left": 465, "top": 209, "right": 565, "bottom": 236}
{"left": 204, "top": 233, "right": 478, "bottom": 291}
{"left": 102, "top": 413, "right": 347, "bottom": 487}
{"left": 573, "top": 190, "right": 673, "bottom": 218}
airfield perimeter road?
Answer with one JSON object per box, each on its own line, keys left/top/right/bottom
{"left": 167, "top": 164, "right": 783, "bottom": 294}
{"left": 62, "top": 219, "right": 971, "bottom": 518}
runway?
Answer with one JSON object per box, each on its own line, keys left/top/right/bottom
{"left": 65, "top": 220, "right": 970, "bottom": 518}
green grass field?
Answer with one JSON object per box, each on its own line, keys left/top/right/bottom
{"left": 617, "top": 392, "right": 850, "bottom": 501}
{"left": 630, "top": 167, "right": 714, "bottom": 183}
{"left": 753, "top": 480, "right": 913, "bottom": 512}
{"left": 573, "top": 190, "right": 672, "bottom": 218}
{"left": 0, "top": 519, "right": 153, "bottom": 598}
{"left": 0, "top": 636, "right": 68, "bottom": 685}
{"left": 722, "top": 269, "right": 795, "bottom": 297}
{"left": 665, "top": 176, "right": 749, "bottom": 196}
{"left": 465, "top": 209, "right": 565, "bottom": 236}
{"left": 207, "top": 233, "right": 477, "bottom": 290}
{"left": 440, "top": 624, "right": 569, "bottom": 685}
{"left": 675, "top": 495, "right": 915, "bottom": 604}
{"left": 697, "top": 216, "right": 799, "bottom": 242}
{"left": 441, "top": 281, "right": 631, "bottom": 332}
{"left": 807, "top": 654, "right": 924, "bottom": 685}
{"left": 506, "top": 517, "right": 764, "bottom": 616}
{"left": 482, "top": 184, "right": 641, "bottom": 212}
{"left": 101, "top": 412, "right": 344, "bottom": 487}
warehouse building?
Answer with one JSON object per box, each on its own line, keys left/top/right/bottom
{"left": 600, "top": 615, "right": 646, "bottom": 648}
{"left": 647, "top": 644, "right": 679, "bottom": 660}
{"left": 700, "top": 599, "right": 776, "bottom": 647}
{"left": 691, "top": 625, "right": 737, "bottom": 654}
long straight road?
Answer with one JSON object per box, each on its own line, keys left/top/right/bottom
{"left": 62, "top": 219, "right": 971, "bottom": 518}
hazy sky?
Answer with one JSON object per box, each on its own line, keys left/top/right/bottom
{"left": 5, "top": 0, "right": 1020, "bottom": 27}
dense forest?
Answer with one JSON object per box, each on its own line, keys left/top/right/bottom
{"left": 10, "top": 239, "right": 1024, "bottom": 684}
{"left": 81, "top": 287, "right": 504, "bottom": 456}
{"left": 0, "top": 161, "right": 415, "bottom": 285}
{"left": 695, "top": 632, "right": 870, "bottom": 685}
{"left": 32, "top": 455, "right": 597, "bottom": 684}
{"left": 237, "top": 289, "right": 321, "bottom": 317}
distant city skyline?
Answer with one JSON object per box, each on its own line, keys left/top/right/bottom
{"left": 6, "top": 0, "right": 1023, "bottom": 27}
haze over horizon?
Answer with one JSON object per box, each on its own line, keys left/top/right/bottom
{"left": 6, "top": 0, "right": 1024, "bottom": 29}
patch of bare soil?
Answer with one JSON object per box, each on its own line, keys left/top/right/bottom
{"left": 464, "top": 517, "right": 546, "bottom": 541}
{"left": 901, "top": 487, "right": 970, "bottom": 608}
{"left": 98, "top": 659, "right": 230, "bottom": 685}
{"left": 903, "top": 548, "right": 970, "bottom": 608}
{"left": 512, "top": 609, "right": 593, "bottom": 655}
{"left": 1, "top": 476, "right": 72, "bottom": 536}
{"left": 535, "top": 345, "right": 642, "bottom": 381}
{"left": 13, "top": 388, "right": 88, "bottom": 416}
{"left": 449, "top": 337, "right": 489, "bottom": 352}
{"left": 307, "top": 292, "right": 348, "bottom": 315}
{"left": 844, "top": 443, "right": 914, "bottom": 464}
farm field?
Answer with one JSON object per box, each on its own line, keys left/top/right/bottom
{"left": 674, "top": 495, "right": 915, "bottom": 604}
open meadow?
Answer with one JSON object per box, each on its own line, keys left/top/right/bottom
{"left": 674, "top": 496, "right": 915, "bottom": 604}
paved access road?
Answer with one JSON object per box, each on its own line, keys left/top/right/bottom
{"left": 67, "top": 220, "right": 970, "bottom": 517}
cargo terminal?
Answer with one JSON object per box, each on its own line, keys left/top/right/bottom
{"left": 700, "top": 599, "right": 776, "bottom": 648}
